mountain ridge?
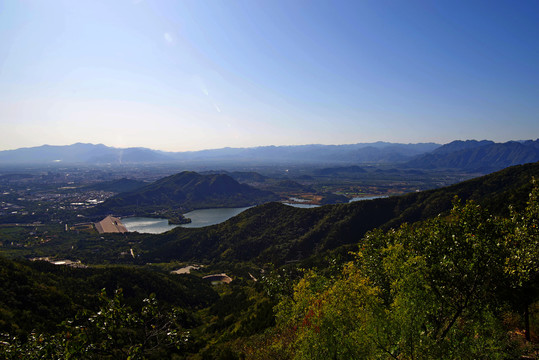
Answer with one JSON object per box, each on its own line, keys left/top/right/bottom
{"left": 4, "top": 140, "right": 539, "bottom": 171}
{"left": 0, "top": 142, "right": 440, "bottom": 165}
{"left": 407, "top": 139, "right": 539, "bottom": 171}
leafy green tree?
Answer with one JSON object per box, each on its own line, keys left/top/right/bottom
{"left": 505, "top": 179, "right": 539, "bottom": 341}
{"left": 270, "top": 199, "right": 521, "bottom": 359}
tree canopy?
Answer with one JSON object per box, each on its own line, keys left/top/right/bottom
{"left": 252, "top": 190, "right": 539, "bottom": 359}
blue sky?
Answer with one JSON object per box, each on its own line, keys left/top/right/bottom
{"left": 1, "top": 0, "right": 538, "bottom": 151}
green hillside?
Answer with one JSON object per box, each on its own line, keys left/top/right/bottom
{"left": 141, "top": 162, "right": 539, "bottom": 265}
{"left": 0, "top": 257, "right": 217, "bottom": 336}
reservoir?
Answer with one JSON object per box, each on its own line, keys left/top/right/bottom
{"left": 122, "top": 217, "right": 178, "bottom": 234}
{"left": 122, "top": 206, "right": 251, "bottom": 233}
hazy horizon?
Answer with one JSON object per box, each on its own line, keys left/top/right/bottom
{"left": 4, "top": 138, "right": 535, "bottom": 154}
{"left": 1, "top": 1, "right": 538, "bottom": 151}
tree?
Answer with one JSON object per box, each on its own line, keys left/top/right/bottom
{"left": 270, "top": 199, "right": 520, "bottom": 359}
{"left": 505, "top": 179, "right": 539, "bottom": 341}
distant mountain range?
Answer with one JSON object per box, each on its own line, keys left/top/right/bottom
{"left": 0, "top": 143, "right": 172, "bottom": 164}
{"left": 407, "top": 139, "right": 539, "bottom": 171}
{"left": 178, "top": 142, "right": 439, "bottom": 163}
{"left": 0, "top": 142, "right": 439, "bottom": 165}
{"left": 1, "top": 140, "right": 538, "bottom": 171}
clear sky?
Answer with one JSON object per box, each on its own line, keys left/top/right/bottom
{"left": 1, "top": 0, "right": 538, "bottom": 151}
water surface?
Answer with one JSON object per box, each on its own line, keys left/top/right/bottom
{"left": 122, "top": 206, "right": 251, "bottom": 233}
{"left": 122, "top": 217, "right": 178, "bottom": 234}
{"left": 180, "top": 207, "right": 251, "bottom": 228}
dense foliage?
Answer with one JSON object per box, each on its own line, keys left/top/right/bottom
{"left": 242, "top": 188, "right": 539, "bottom": 359}
{"left": 0, "top": 259, "right": 217, "bottom": 337}
{"left": 1, "top": 289, "right": 190, "bottom": 359}
{"left": 0, "top": 257, "right": 276, "bottom": 359}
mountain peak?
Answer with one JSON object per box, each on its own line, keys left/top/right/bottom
{"left": 408, "top": 140, "right": 539, "bottom": 171}
{"left": 93, "top": 171, "right": 279, "bottom": 216}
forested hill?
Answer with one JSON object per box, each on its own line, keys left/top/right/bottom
{"left": 0, "top": 256, "right": 218, "bottom": 337}
{"left": 142, "top": 161, "right": 539, "bottom": 265}
{"left": 94, "top": 171, "right": 279, "bottom": 215}
{"left": 407, "top": 139, "right": 539, "bottom": 171}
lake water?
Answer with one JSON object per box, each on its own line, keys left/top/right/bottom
{"left": 122, "top": 206, "right": 251, "bottom": 233}
{"left": 121, "top": 217, "right": 179, "bottom": 234}
{"left": 180, "top": 207, "right": 251, "bottom": 228}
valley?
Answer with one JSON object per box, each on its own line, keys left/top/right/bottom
{"left": 0, "top": 142, "right": 538, "bottom": 359}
